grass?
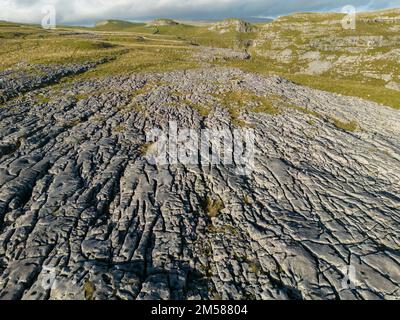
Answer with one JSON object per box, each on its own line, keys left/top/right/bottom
{"left": 67, "top": 40, "right": 118, "bottom": 50}
{"left": 243, "top": 195, "right": 251, "bottom": 205}
{"left": 285, "top": 104, "right": 358, "bottom": 132}
{"left": 76, "top": 47, "right": 198, "bottom": 79}
{"left": 120, "top": 102, "right": 143, "bottom": 113}
{"left": 184, "top": 99, "right": 211, "bottom": 117}
{"left": 215, "top": 90, "right": 281, "bottom": 126}
{"left": 113, "top": 124, "right": 126, "bottom": 133}
{"left": 207, "top": 224, "right": 239, "bottom": 236}
{"left": 331, "top": 118, "right": 359, "bottom": 132}
{"left": 75, "top": 93, "right": 91, "bottom": 101}
{"left": 251, "top": 96, "right": 281, "bottom": 115}
{"left": 93, "top": 20, "right": 146, "bottom": 31}
{"left": 0, "top": 35, "right": 122, "bottom": 70}
{"left": 89, "top": 115, "right": 105, "bottom": 123}
{"left": 289, "top": 74, "right": 400, "bottom": 110}
{"left": 201, "top": 196, "right": 225, "bottom": 218}
{"left": 193, "top": 104, "right": 211, "bottom": 117}
{"left": 224, "top": 9, "right": 400, "bottom": 110}
{"left": 84, "top": 280, "right": 95, "bottom": 300}
{"left": 224, "top": 57, "right": 400, "bottom": 110}
{"left": 286, "top": 105, "right": 323, "bottom": 118}
{"left": 249, "top": 261, "right": 262, "bottom": 274}
{"left": 35, "top": 95, "right": 51, "bottom": 104}
{"left": 139, "top": 142, "right": 154, "bottom": 156}
{"left": 132, "top": 81, "right": 166, "bottom": 97}
{"left": 64, "top": 119, "right": 81, "bottom": 129}
{"left": 1, "top": 10, "right": 398, "bottom": 111}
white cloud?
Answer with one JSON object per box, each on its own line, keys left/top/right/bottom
{"left": 0, "top": 0, "right": 399, "bottom": 25}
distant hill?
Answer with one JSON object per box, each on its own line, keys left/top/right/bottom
{"left": 94, "top": 20, "right": 145, "bottom": 30}
{"left": 147, "top": 19, "right": 180, "bottom": 26}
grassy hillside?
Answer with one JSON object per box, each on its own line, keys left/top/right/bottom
{"left": 93, "top": 20, "right": 147, "bottom": 31}
{"left": 0, "top": 10, "right": 399, "bottom": 109}
{"left": 247, "top": 9, "right": 400, "bottom": 108}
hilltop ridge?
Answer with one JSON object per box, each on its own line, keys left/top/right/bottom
{"left": 147, "top": 18, "right": 180, "bottom": 26}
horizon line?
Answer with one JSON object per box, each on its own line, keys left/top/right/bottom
{"left": 0, "top": 6, "right": 399, "bottom": 28}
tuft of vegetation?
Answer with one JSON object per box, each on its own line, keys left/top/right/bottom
{"left": 251, "top": 96, "right": 281, "bottom": 115}
{"left": 217, "top": 91, "right": 280, "bottom": 113}
{"left": 243, "top": 195, "right": 251, "bottom": 205}
{"left": 201, "top": 196, "right": 225, "bottom": 218}
{"left": 35, "top": 95, "right": 51, "bottom": 104}
{"left": 64, "top": 119, "right": 81, "bottom": 129}
{"left": 215, "top": 90, "right": 280, "bottom": 126}
{"left": 249, "top": 261, "right": 262, "bottom": 274}
{"left": 113, "top": 124, "right": 126, "bottom": 133}
{"left": 331, "top": 118, "right": 359, "bottom": 132}
{"left": 286, "top": 104, "right": 323, "bottom": 118}
{"left": 184, "top": 99, "right": 211, "bottom": 117}
{"left": 89, "top": 114, "right": 105, "bottom": 123}
{"left": 207, "top": 224, "right": 239, "bottom": 236}
{"left": 84, "top": 280, "right": 95, "bottom": 300}
{"left": 75, "top": 93, "right": 91, "bottom": 101}
{"left": 139, "top": 142, "right": 154, "bottom": 156}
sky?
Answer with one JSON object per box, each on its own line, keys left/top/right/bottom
{"left": 0, "top": 0, "right": 399, "bottom": 25}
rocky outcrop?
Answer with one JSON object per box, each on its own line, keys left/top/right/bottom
{"left": 386, "top": 81, "right": 400, "bottom": 91}
{"left": 0, "top": 58, "right": 113, "bottom": 104}
{"left": 209, "top": 19, "right": 255, "bottom": 33}
{"left": 193, "top": 47, "right": 251, "bottom": 61}
{"left": 0, "top": 65, "right": 399, "bottom": 300}
{"left": 253, "top": 11, "right": 400, "bottom": 89}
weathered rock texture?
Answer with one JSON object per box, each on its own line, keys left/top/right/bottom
{"left": 0, "top": 65, "right": 399, "bottom": 300}
{"left": 253, "top": 9, "right": 400, "bottom": 87}
{"left": 209, "top": 19, "right": 255, "bottom": 33}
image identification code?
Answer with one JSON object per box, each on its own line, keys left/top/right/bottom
{"left": 151, "top": 304, "right": 249, "bottom": 317}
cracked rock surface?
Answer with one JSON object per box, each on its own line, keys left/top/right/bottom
{"left": 0, "top": 58, "right": 112, "bottom": 103}
{"left": 0, "top": 65, "right": 399, "bottom": 300}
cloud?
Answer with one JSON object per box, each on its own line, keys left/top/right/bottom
{"left": 0, "top": 0, "right": 399, "bottom": 25}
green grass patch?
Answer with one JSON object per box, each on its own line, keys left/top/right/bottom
{"left": 84, "top": 280, "right": 95, "bottom": 300}
{"left": 251, "top": 96, "right": 281, "bottom": 115}
{"left": 331, "top": 118, "right": 359, "bottom": 132}
{"left": 113, "top": 124, "right": 126, "bottom": 133}
{"left": 201, "top": 197, "right": 225, "bottom": 218}
{"left": 139, "top": 142, "right": 154, "bottom": 156}
{"left": 224, "top": 56, "right": 400, "bottom": 110}
{"left": 75, "top": 93, "right": 91, "bottom": 101}
{"left": 77, "top": 47, "right": 198, "bottom": 78}
{"left": 286, "top": 105, "right": 323, "bottom": 118}
{"left": 290, "top": 74, "right": 400, "bottom": 110}
{"left": 35, "top": 95, "right": 51, "bottom": 104}
{"left": 215, "top": 90, "right": 280, "bottom": 126}
{"left": 184, "top": 100, "right": 211, "bottom": 117}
